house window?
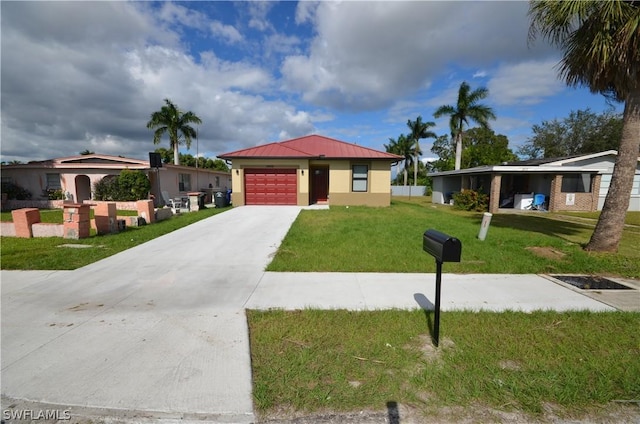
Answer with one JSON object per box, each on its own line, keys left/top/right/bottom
{"left": 352, "top": 165, "right": 368, "bottom": 192}
{"left": 179, "top": 173, "right": 191, "bottom": 192}
{"left": 215, "top": 176, "right": 220, "bottom": 188}
{"left": 632, "top": 176, "right": 640, "bottom": 195}
{"left": 561, "top": 173, "right": 593, "bottom": 193}
{"left": 46, "top": 173, "right": 62, "bottom": 190}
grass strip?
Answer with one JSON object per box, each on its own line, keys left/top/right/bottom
{"left": 247, "top": 309, "right": 640, "bottom": 419}
{"left": 0, "top": 206, "right": 230, "bottom": 270}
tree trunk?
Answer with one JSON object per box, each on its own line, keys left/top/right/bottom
{"left": 454, "top": 133, "right": 463, "bottom": 170}
{"left": 414, "top": 153, "right": 418, "bottom": 186}
{"left": 585, "top": 88, "right": 640, "bottom": 252}
{"left": 403, "top": 166, "right": 408, "bottom": 186}
{"left": 173, "top": 143, "right": 180, "bottom": 165}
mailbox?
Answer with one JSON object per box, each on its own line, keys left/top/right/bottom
{"left": 423, "top": 229, "right": 462, "bottom": 263}
{"left": 422, "top": 228, "right": 462, "bottom": 347}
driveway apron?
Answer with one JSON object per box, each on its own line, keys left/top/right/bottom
{"left": 1, "top": 206, "right": 302, "bottom": 423}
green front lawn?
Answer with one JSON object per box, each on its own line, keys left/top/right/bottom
{"left": 267, "top": 198, "right": 640, "bottom": 278}
{"left": 0, "top": 206, "right": 230, "bottom": 270}
{"left": 248, "top": 309, "right": 640, "bottom": 420}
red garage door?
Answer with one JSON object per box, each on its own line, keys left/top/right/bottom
{"left": 244, "top": 168, "right": 297, "bottom": 205}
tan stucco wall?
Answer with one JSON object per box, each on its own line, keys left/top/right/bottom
{"left": 325, "top": 160, "right": 393, "bottom": 206}
{"left": 329, "top": 192, "right": 391, "bottom": 207}
{"left": 322, "top": 160, "right": 392, "bottom": 194}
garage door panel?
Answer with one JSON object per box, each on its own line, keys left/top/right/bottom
{"left": 244, "top": 168, "right": 297, "bottom": 205}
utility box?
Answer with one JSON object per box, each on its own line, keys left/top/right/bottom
{"left": 423, "top": 229, "right": 462, "bottom": 263}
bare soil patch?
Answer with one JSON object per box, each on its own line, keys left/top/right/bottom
{"left": 526, "top": 246, "right": 566, "bottom": 260}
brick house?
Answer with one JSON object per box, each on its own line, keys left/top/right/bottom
{"left": 429, "top": 150, "right": 640, "bottom": 213}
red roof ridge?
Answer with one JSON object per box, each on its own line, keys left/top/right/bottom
{"left": 219, "top": 134, "right": 402, "bottom": 160}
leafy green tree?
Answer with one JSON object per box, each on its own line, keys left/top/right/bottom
{"left": 518, "top": 108, "right": 624, "bottom": 159}
{"left": 529, "top": 0, "right": 640, "bottom": 252}
{"left": 463, "top": 128, "right": 517, "bottom": 168}
{"left": 208, "top": 158, "right": 229, "bottom": 172}
{"left": 154, "top": 147, "right": 174, "bottom": 164}
{"left": 433, "top": 81, "right": 496, "bottom": 170}
{"left": 147, "top": 99, "right": 202, "bottom": 165}
{"left": 429, "top": 129, "right": 515, "bottom": 171}
{"left": 406, "top": 116, "right": 436, "bottom": 186}
{"left": 429, "top": 135, "right": 455, "bottom": 172}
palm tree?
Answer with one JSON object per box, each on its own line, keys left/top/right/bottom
{"left": 146, "top": 99, "right": 202, "bottom": 166}
{"left": 433, "top": 82, "right": 496, "bottom": 171}
{"left": 384, "top": 137, "right": 402, "bottom": 185}
{"left": 407, "top": 116, "right": 436, "bottom": 186}
{"left": 529, "top": 0, "right": 640, "bottom": 252}
{"left": 385, "top": 134, "right": 413, "bottom": 186}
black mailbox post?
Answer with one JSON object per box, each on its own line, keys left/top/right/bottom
{"left": 423, "top": 229, "right": 462, "bottom": 346}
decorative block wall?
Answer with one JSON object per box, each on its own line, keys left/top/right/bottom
{"left": 136, "top": 200, "right": 155, "bottom": 223}
{"left": 63, "top": 204, "right": 90, "bottom": 239}
{"left": 11, "top": 208, "right": 40, "bottom": 238}
{"left": 94, "top": 202, "right": 117, "bottom": 235}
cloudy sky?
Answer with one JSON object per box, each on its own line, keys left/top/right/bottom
{"left": 1, "top": 1, "right": 622, "bottom": 163}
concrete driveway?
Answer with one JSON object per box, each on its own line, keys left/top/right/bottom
{"left": 1, "top": 206, "right": 303, "bottom": 424}
{"left": 1, "top": 205, "right": 624, "bottom": 423}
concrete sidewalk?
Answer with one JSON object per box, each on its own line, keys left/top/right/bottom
{"left": 246, "top": 272, "right": 617, "bottom": 312}
{"left": 1, "top": 205, "right": 634, "bottom": 424}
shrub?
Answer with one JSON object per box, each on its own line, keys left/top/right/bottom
{"left": 45, "top": 188, "right": 65, "bottom": 200}
{"left": 93, "top": 175, "right": 119, "bottom": 201}
{"left": 453, "top": 189, "right": 488, "bottom": 212}
{"left": 1, "top": 182, "right": 32, "bottom": 200}
{"left": 117, "top": 169, "right": 151, "bottom": 201}
{"left": 93, "top": 170, "right": 150, "bottom": 201}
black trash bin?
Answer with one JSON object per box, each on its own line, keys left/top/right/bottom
{"left": 214, "top": 191, "right": 229, "bottom": 208}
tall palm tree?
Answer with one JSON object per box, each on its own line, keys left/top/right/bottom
{"left": 146, "top": 99, "right": 202, "bottom": 166}
{"left": 529, "top": 0, "right": 640, "bottom": 252}
{"left": 386, "top": 134, "right": 413, "bottom": 186}
{"left": 433, "top": 82, "right": 496, "bottom": 171}
{"left": 407, "top": 116, "right": 436, "bottom": 186}
{"left": 384, "top": 137, "right": 402, "bottom": 185}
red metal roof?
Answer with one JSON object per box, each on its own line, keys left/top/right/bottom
{"left": 219, "top": 135, "right": 402, "bottom": 160}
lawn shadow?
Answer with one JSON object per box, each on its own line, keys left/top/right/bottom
{"left": 469, "top": 213, "right": 592, "bottom": 245}
{"left": 413, "top": 293, "right": 435, "bottom": 344}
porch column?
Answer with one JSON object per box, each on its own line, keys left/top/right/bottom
{"left": 489, "top": 173, "right": 502, "bottom": 214}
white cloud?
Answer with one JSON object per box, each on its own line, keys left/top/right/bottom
{"left": 283, "top": 1, "right": 543, "bottom": 111}
{"left": 0, "top": 2, "right": 315, "bottom": 162}
{"left": 488, "top": 59, "right": 565, "bottom": 105}
{"left": 247, "top": 1, "right": 274, "bottom": 32}
{"left": 210, "top": 21, "right": 243, "bottom": 44}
